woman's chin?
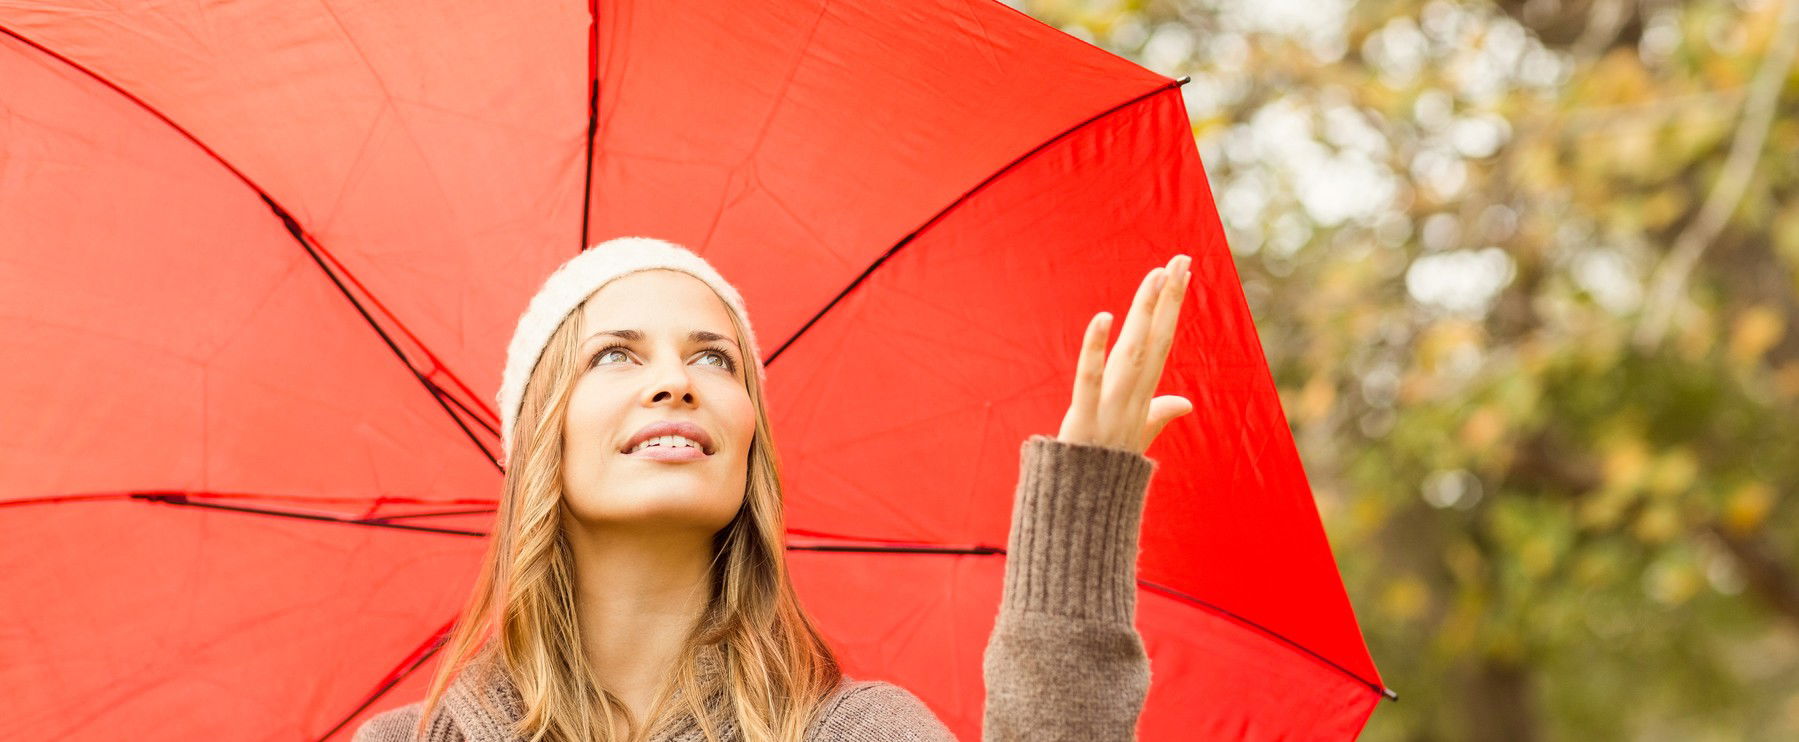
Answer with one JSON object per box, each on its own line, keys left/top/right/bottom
{"left": 563, "top": 490, "right": 744, "bottom": 529}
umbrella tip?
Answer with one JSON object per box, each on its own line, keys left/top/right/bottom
{"left": 1175, "top": 74, "right": 1192, "bottom": 86}
{"left": 1381, "top": 686, "right": 1400, "bottom": 702}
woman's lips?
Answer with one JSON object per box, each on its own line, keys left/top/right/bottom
{"left": 624, "top": 445, "right": 711, "bottom": 462}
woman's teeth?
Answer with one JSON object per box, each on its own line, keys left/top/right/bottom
{"left": 629, "top": 435, "right": 703, "bottom": 454}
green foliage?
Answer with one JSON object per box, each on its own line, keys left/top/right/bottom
{"left": 1019, "top": 0, "right": 1799, "bottom": 737}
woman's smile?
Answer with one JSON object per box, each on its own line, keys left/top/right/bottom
{"left": 622, "top": 442, "right": 713, "bottom": 462}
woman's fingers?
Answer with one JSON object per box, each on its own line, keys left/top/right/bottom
{"left": 1059, "top": 311, "right": 1112, "bottom": 444}
{"left": 1129, "top": 255, "right": 1191, "bottom": 445}
{"left": 1100, "top": 266, "right": 1168, "bottom": 440}
{"left": 1058, "top": 253, "right": 1193, "bottom": 453}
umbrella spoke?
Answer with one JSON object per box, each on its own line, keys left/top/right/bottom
{"left": 0, "top": 21, "right": 504, "bottom": 472}
{"left": 1139, "top": 579, "right": 1398, "bottom": 702}
{"left": 317, "top": 618, "right": 457, "bottom": 742}
{"left": 761, "top": 76, "right": 1192, "bottom": 372}
{"left": 130, "top": 492, "right": 493, "bottom": 537}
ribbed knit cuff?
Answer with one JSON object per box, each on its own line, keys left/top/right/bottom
{"left": 1000, "top": 434, "right": 1158, "bottom": 622}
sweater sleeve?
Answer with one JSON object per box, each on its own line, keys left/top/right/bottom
{"left": 981, "top": 434, "right": 1158, "bottom": 742}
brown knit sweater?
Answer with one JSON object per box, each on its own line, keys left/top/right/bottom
{"left": 352, "top": 434, "right": 1157, "bottom": 741}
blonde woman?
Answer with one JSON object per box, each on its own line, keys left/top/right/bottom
{"left": 352, "top": 236, "right": 1193, "bottom": 742}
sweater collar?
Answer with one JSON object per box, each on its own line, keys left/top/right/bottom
{"left": 442, "top": 647, "right": 733, "bottom": 742}
{"left": 441, "top": 653, "right": 525, "bottom": 741}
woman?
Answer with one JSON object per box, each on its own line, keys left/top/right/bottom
{"left": 352, "top": 236, "right": 1193, "bottom": 742}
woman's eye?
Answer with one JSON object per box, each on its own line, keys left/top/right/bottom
{"left": 590, "top": 345, "right": 736, "bottom": 372}
{"left": 699, "top": 350, "right": 735, "bottom": 370}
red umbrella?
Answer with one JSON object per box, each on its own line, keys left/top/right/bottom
{"left": 0, "top": 1, "right": 1391, "bottom": 739}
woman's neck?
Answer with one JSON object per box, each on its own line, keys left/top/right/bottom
{"left": 564, "top": 521, "right": 715, "bottom": 729}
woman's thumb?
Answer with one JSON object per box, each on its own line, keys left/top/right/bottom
{"left": 1142, "top": 395, "right": 1193, "bottom": 447}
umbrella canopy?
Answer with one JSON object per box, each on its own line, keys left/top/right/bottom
{"left": 0, "top": 1, "right": 1391, "bottom": 739}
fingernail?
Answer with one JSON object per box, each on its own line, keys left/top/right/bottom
{"left": 1151, "top": 271, "right": 1166, "bottom": 292}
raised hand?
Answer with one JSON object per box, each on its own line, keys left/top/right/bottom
{"left": 1057, "top": 254, "right": 1194, "bottom": 455}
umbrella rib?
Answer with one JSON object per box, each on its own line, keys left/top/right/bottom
{"left": 578, "top": 0, "right": 600, "bottom": 253}
{"left": 129, "top": 493, "right": 1008, "bottom": 552}
{"left": 68, "top": 492, "right": 1022, "bottom": 556}
{"left": 130, "top": 493, "right": 491, "bottom": 537}
{"left": 784, "top": 533, "right": 1398, "bottom": 701}
{"left": 256, "top": 196, "right": 504, "bottom": 472}
{"left": 317, "top": 618, "right": 457, "bottom": 742}
{"left": 787, "top": 543, "right": 1003, "bottom": 555}
{"left": 1138, "top": 579, "right": 1399, "bottom": 703}
{"left": 784, "top": 526, "right": 1005, "bottom": 554}
{"left": 0, "top": 22, "right": 504, "bottom": 473}
{"left": 372, "top": 507, "right": 503, "bottom": 522}
{"left": 762, "top": 75, "right": 1191, "bottom": 369}
{"left": 41, "top": 499, "right": 1407, "bottom": 703}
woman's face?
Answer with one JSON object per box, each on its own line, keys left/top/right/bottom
{"left": 560, "top": 269, "right": 754, "bottom": 533}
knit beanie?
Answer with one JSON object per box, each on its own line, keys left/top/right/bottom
{"left": 495, "top": 236, "right": 766, "bottom": 465}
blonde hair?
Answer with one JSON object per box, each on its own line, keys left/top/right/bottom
{"left": 412, "top": 277, "right": 843, "bottom": 741}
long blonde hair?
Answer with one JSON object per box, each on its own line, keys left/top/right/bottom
{"left": 412, "top": 280, "right": 843, "bottom": 741}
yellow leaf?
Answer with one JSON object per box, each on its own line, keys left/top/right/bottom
{"left": 1573, "top": 550, "right": 1618, "bottom": 587}
{"left": 1634, "top": 502, "right": 1681, "bottom": 544}
{"left": 1521, "top": 536, "right": 1558, "bottom": 578}
{"left": 1514, "top": 140, "right": 1560, "bottom": 191}
{"left": 1723, "top": 482, "right": 1774, "bottom": 536}
{"left": 1671, "top": 104, "right": 1733, "bottom": 161}
{"left": 1191, "top": 115, "right": 1229, "bottom": 139}
{"left": 1459, "top": 405, "right": 1506, "bottom": 449}
{"left": 1602, "top": 436, "right": 1651, "bottom": 492}
{"left": 1583, "top": 48, "right": 1655, "bottom": 106}
{"left": 1296, "top": 374, "right": 1336, "bottom": 424}
{"left": 1729, "top": 305, "right": 1786, "bottom": 365}
{"left": 1645, "top": 558, "right": 1702, "bottom": 605}
{"left": 1611, "top": 124, "right": 1658, "bottom": 180}
{"left": 1702, "top": 48, "right": 1750, "bottom": 89}
{"left": 1417, "top": 319, "right": 1482, "bottom": 374}
{"left": 1647, "top": 447, "right": 1699, "bottom": 499}
{"left": 1381, "top": 576, "right": 1430, "bottom": 621}
{"left": 1398, "top": 370, "right": 1435, "bottom": 405}
{"left": 1352, "top": 496, "right": 1387, "bottom": 532}
{"left": 1579, "top": 488, "right": 1628, "bottom": 529}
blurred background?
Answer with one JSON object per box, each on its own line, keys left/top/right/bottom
{"left": 1003, "top": 0, "right": 1799, "bottom": 739}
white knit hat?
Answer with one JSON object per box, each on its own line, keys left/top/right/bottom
{"left": 495, "top": 236, "right": 765, "bottom": 465}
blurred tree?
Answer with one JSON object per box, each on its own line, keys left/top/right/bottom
{"left": 1010, "top": 0, "right": 1799, "bottom": 738}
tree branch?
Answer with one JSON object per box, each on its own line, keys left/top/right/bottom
{"left": 1634, "top": 0, "right": 1799, "bottom": 349}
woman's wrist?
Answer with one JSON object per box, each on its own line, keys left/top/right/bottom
{"left": 999, "top": 434, "right": 1158, "bottom": 622}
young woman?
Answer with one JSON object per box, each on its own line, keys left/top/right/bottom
{"left": 352, "top": 236, "right": 1193, "bottom": 742}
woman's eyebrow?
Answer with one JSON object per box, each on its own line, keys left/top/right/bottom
{"left": 585, "top": 328, "right": 739, "bottom": 349}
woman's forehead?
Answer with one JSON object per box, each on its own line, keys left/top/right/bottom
{"left": 579, "top": 270, "right": 734, "bottom": 332}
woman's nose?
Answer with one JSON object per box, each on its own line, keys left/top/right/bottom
{"left": 645, "top": 359, "right": 696, "bottom": 404}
